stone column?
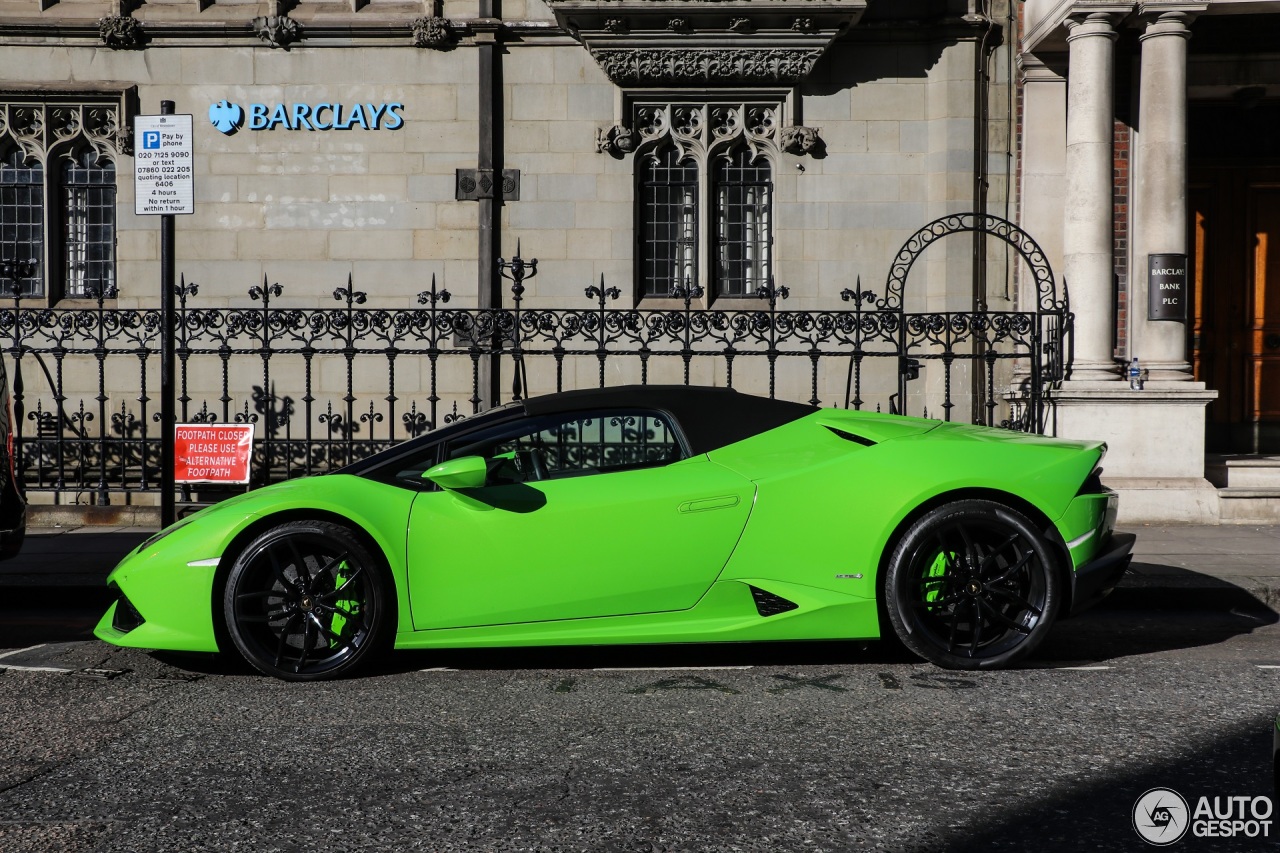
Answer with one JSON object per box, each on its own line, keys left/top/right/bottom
{"left": 1017, "top": 58, "right": 1067, "bottom": 315}
{"left": 1132, "top": 9, "right": 1196, "bottom": 380}
{"left": 1063, "top": 12, "right": 1120, "bottom": 381}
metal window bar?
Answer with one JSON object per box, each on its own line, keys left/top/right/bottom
{"left": 0, "top": 149, "right": 44, "bottom": 298}
{"left": 61, "top": 151, "right": 115, "bottom": 299}
{"left": 714, "top": 148, "right": 772, "bottom": 298}
{"left": 639, "top": 147, "right": 698, "bottom": 298}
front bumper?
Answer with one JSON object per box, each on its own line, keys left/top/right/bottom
{"left": 93, "top": 543, "right": 222, "bottom": 653}
{"left": 1068, "top": 531, "right": 1135, "bottom": 615}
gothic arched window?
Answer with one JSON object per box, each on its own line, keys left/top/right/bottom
{"left": 631, "top": 101, "right": 782, "bottom": 303}
{"left": 639, "top": 146, "right": 699, "bottom": 298}
{"left": 0, "top": 95, "right": 127, "bottom": 302}
{"left": 0, "top": 148, "right": 44, "bottom": 298}
{"left": 61, "top": 149, "right": 116, "bottom": 298}
{"left": 713, "top": 147, "right": 772, "bottom": 298}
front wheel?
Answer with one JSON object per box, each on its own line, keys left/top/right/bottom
{"left": 223, "top": 521, "right": 392, "bottom": 681}
{"left": 884, "top": 500, "right": 1061, "bottom": 670}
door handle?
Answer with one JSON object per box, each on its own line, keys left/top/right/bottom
{"left": 678, "top": 495, "right": 740, "bottom": 513}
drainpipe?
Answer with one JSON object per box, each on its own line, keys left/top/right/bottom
{"left": 475, "top": 0, "right": 503, "bottom": 409}
{"left": 967, "top": 1, "right": 997, "bottom": 423}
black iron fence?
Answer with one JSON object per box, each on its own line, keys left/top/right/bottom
{"left": 0, "top": 213, "right": 1070, "bottom": 504}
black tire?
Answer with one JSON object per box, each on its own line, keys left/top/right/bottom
{"left": 884, "top": 500, "right": 1061, "bottom": 670}
{"left": 223, "top": 520, "right": 392, "bottom": 681}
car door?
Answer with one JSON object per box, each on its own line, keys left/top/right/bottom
{"left": 405, "top": 408, "right": 755, "bottom": 630}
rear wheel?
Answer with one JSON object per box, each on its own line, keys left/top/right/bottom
{"left": 884, "top": 500, "right": 1061, "bottom": 670}
{"left": 223, "top": 521, "right": 391, "bottom": 681}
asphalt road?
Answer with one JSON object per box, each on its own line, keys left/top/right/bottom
{"left": 0, "top": 584, "right": 1277, "bottom": 852}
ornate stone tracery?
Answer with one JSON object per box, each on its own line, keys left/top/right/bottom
{"left": 0, "top": 96, "right": 131, "bottom": 164}
{"left": 592, "top": 48, "right": 824, "bottom": 86}
{"left": 544, "top": 0, "right": 866, "bottom": 87}
{"left": 630, "top": 100, "right": 787, "bottom": 168}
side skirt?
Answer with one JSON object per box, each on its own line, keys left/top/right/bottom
{"left": 393, "top": 579, "right": 880, "bottom": 650}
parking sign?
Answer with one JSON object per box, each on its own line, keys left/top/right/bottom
{"left": 133, "top": 114, "right": 194, "bottom": 215}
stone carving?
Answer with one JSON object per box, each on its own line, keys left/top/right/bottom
{"left": 667, "top": 18, "right": 691, "bottom": 34}
{"left": 780, "top": 125, "right": 820, "bottom": 155}
{"left": 251, "top": 15, "right": 302, "bottom": 49}
{"left": 630, "top": 101, "right": 787, "bottom": 165}
{"left": 411, "top": 16, "right": 456, "bottom": 48}
{"left": 791, "top": 17, "right": 815, "bottom": 33}
{"left": 603, "top": 18, "right": 628, "bottom": 34}
{"left": 728, "top": 18, "right": 754, "bottom": 34}
{"left": 592, "top": 48, "right": 824, "bottom": 86}
{"left": 0, "top": 100, "right": 129, "bottom": 163}
{"left": 596, "top": 124, "right": 638, "bottom": 156}
{"left": 98, "top": 15, "right": 144, "bottom": 50}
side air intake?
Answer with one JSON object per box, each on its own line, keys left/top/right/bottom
{"left": 749, "top": 585, "right": 799, "bottom": 617}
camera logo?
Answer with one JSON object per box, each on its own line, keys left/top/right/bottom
{"left": 1134, "top": 788, "right": 1190, "bottom": 846}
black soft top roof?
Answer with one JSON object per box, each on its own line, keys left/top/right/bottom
{"left": 523, "top": 385, "right": 816, "bottom": 455}
{"left": 341, "top": 385, "right": 816, "bottom": 478}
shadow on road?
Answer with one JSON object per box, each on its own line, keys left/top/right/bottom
{"left": 4, "top": 564, "right": 1277, "bottom": 674}
{"left": 924, "top": 717, "right": 1276, "bottom": 852}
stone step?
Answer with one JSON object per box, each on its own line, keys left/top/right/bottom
{"left": 1205, "top": 455, "right": 1280, "bottom": 489}
{"left": 1217, "top": 487, "right": 1280, "bottom": 523}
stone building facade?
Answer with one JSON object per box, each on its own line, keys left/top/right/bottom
{"left": 2, "top": 0, "right": 1034, "bottom": 516}
{"left": 1020, "top": 0, "right": 1280, "bottom": 522}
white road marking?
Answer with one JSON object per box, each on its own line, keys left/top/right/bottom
{"left": 0, "top": 644, "right": 46, "bottom": 661}
{"left": 0, "top": 664, "right": 72, "bottom": 673}
{"left": 1054, "top": 665, "right": 1113, "bottom": 671}
{"left": 1255, "top": 665, "right": 1280, "bottom": 669}
{"left": 593, "top": 660, "right": 752, "bottom": 666}
{"left": 420, "top": 667, "right": 458, "bottom": 672}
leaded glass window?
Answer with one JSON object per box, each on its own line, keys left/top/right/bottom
{"left": 639, "top": 147, "right": 698, "bottom": 298}
{"left": 0, "top": 149, "right": 44, "bottom": 298}
{"left": 62, "top": 150, "right": 116, "bottom": 298}
{"left": 0, "top": 95, "right": 127, "bottom": 302}
{"left": 713, "top": 148, "right": 772, "bottom": 298}
{"left": 630, "top": 100, "right": 783, "bottom": 303}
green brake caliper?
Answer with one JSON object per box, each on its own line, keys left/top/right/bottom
{"left": 329, "top": 562, "right": 359, "bottom": 647}
{"left": 924, "top": 552, "right": 952, "bottom": 604}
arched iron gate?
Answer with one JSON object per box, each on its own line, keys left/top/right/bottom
{"left": 863, "top": 212, "right": 1069, "bottom": 430}
{"left": 0, "top": 213, "right": 1068, "bottom": 503}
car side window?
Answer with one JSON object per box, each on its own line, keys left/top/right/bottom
{"left": 449, "top": 410, "right": 684, "bottom": 485}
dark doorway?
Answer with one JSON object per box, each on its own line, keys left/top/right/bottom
{"left": 1188, "top": 99, "right": 1280, "bottom": 453}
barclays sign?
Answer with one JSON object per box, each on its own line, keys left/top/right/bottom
{"left": 208, "top": 100, "right": 405, "bottom": 135}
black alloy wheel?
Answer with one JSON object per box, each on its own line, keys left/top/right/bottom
{"left": 884, "top": 499, "right": 1061, "bottom": 670}
{"left": 223, "top": 520, "right": 391, "bottom": 681}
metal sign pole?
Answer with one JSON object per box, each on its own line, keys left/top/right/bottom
{"left": 159, "top": 99, "right": 176, "bottom": 529}
{"left": 134, "top": 101, "right": 193, "bottom": 528}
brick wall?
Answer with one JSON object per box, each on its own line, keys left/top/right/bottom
{"left": 1113, "top": 118, "right": 1129, "bottom": 358}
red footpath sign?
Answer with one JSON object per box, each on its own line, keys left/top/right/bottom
{"left": 174, "top": 424, "right": 254, "bottom": 484}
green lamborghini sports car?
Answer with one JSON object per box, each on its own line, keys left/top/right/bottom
{"left": 96, "top": 385, "right": 1134, "bottom": 681}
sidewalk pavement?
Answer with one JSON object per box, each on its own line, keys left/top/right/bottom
{"left": 1, "top": 523, "right": 1279, "bottom": 610}
{"left": 1120, "top": 523, "right": 1280, "bottom": 610}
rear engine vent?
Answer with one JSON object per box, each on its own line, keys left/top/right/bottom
{"left": 1077, "top": 467, "right": 1105, "bottom": 496}
{"left": 111, "top": 586, "right": 145, "bottom": 634}
{"left": 749, "top": 585, "right": 799, "bottom": 617}
{"left": 825, "top": 426, "right": 876, "bottom": 447}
